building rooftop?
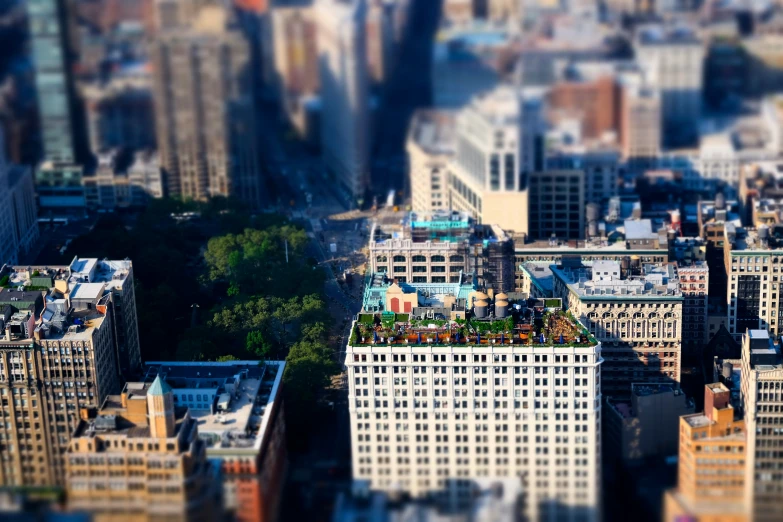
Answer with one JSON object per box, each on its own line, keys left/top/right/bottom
{"left": 520, "top": 263, "right": 554, "bottom": 294}
{"left": 349, "top": 308, "right": 597, "bottom": 348}
{"left": 143, "top": 361, "right": 285, "bottom": 453}
{"left": 551, "top": 261, "right": 682, "bottom": 300}
{"left": 725, "top": 223, "right": 783, "bottom": 251}
{"left": 408, "top": 109, "right": 456, "bottom": 156}
{"left": 371, "top": 211, "right": 509, "bottom": 246}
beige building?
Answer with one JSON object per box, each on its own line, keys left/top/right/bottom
{"left": 551, "top": 260, "right": 683, "bottom": 397}
{"left": 407, "top": 110, "right": 455, "bottom": 213}
{"left": 83, "top": 150, "right": 163, "bottom": 210}
{"left": 143, "top": 361, "right": 288, "bottom": 522}
{"left": 664, "top": 382, "right": 747, "bottom": 522}
{"left": 0, "top": 258, "right": 141, "bottom": 487}
{"left": 619, "top": 81, "right": 660, "bottom": 165}
{"left": 66, "top": 376, "right": 221, "bottom": 522}
{"left": 723, "top": 224, "right": 783, "bottom": 342}
{"left": 740, "top": 329, "right": 783, "bottom": 522}
{"left": 448, "top": 86, "right": 543, "bottom": 235}
{"left": 152, "top": 5, "right": 260, "bottom": 206}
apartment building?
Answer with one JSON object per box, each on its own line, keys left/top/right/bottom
{"left": 0, "top": 258, "right": 141, "bottom": 487}
{"left": 407, "top": 110, "right": 455, "bottom": 213}
{"left": 143, "top": 361, "right": 288, "bottom": 522}
{"left": 723, "top": 224, "right": 783, "bottom": 341}
{"left": 740, "top": 329, "right": 783, "bottom": 522}
{"left": 369, "top": 211, "right": 515, "bottom": 292}
{"left": 678, "top": 262, "right": 709, "bottom": 357}
{"left": 65, "top": 376, "right": 221, "bottom": 522}
{"left": 346, "top": 307, "right": 602, "bottom": 521}
{"left": 551, "top": 260, "right": 683, "bottom": 397}
{"left": 664, "top": 383, "right": 747, "bottom": 522}
{"left": 738, "top": 160, "right": 783, "bottom": 226}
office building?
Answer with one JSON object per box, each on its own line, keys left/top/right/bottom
{"left": 407, "top": 110, "right": 455, "bottom": 213}
{"left": 65, "top": 376, "right": 222, "bottom": 522}
{"left": 544, "top": 149, "right": 620, "bottom": 207}
{"left": 369, "top": 211, "right": 515, "bottom": 292}
{"left": 271, "top": 1, "right": 319, "bottom": 140}
{"left": 634, "top": 26, "right": 704, "bottom": 147}
{"left": 0, "top": 260, "right": 140, "bottom": 486}
{"left": 664, "top": 382, "right": 747, "bottom": 522}
{"left": 604, "top": 383, "right": 694, "bottom": 466}
{"left": 143, "top": 361, "right": 287, "bottom": 522}
{"left": 152, "top": 5, "right": 260, "bottom": 206}
{"left": 346, "top": 304, "right": 602, "bottom": 521}
{"left": 678, "top": 262, "right": 709, "bottom": 357}
{"left": 448, "top": 86, "right": 544, "bottom": 235}
{"left": 82, "top": 77, "right": 156, "bottom": 155}
{"left": 0, "top": 140, "right": 39, "bottom": 265}
{"left": 366, "top": 0, "right": 396, "bottom": 85}
{"left": 317, "top": 0, "right": 370, "bottom": 205}
{"left": 528, "top": 170, "right": 585, "bottom": 241}
{"left": 723, "top": 224, "right": 783, "bottom": 341}
{"left": 740, "top": 329, "right": 783, "bottom": 522}
{"left": 28, "top": 0, "right": 79, "bottom": 164}
{"left": 551, "top": 259, "right": 683, "bottom": 396}
{"left": 619, "top": 81, "right": 660, "bottom": 167}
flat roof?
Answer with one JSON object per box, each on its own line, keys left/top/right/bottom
{"left": 70, "top": 282, "right": 104, "bottom": 300}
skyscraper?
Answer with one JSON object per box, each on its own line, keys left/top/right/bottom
{"left": 28, "top": 0, "right": 79, "bottom": 164}
{"left": 316, "top": 0, "right": 370, "bottom": 205}
{"left": 635, "top": 26, "right": 704, "bottom": 147}
{"left": 152, "top": 4, "right": 261, "bottom": 206}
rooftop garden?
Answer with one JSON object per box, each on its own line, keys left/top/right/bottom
{"left": 349, "top": 310, "right": 596, "bottom": 348}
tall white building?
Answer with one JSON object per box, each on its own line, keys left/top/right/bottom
{"left": 448, "top": 86, "right": 544, "bottom": 235}
{"left": 317, "top": 0, "right": 370, "bottom": 204}
{"left": 346, "top": 311, "right": 603, "bottom": 521}
{"left": 634, "top": 26, "right": 705, "bottom": 146}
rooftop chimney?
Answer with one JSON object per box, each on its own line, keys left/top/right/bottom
{"left": 704, "top": 383, "right": 730, "bottom": 422}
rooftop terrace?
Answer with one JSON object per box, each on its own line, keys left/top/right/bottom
{"left": 349, "top": 309, "right": 597, "bottom": 348}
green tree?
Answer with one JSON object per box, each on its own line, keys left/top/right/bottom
{"left": 216, "top": 354, "right": 240, "bottom": 362}
{"left": 245, "top": 330, "right": 273, "bottom": 359}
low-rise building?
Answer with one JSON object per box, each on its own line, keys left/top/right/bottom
{"left": 83, "top": 150, "right": 163, "bottom": 209}
{"left": 65, "top": 376, "right": 222, "bottom": 522}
